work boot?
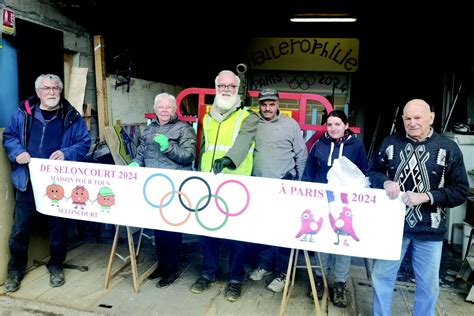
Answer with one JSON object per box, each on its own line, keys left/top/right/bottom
{"left": 4, "top": 275, "right": 21, "bottom": 292}
{"left": 190, "top": 277, "right": 216, "bottom": 294}
{"left": 49, "top": 270, "right": 65, "bottom": 288}
{"left": 333, "top": 281, "right": 348, "bottom": 308}
{"left": 224, "top": 282, "right": 242, "bottom": 302}
{"left": 308, "top": 275, "right": 324, "bottom": 301}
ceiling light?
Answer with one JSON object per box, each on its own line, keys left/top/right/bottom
{"left": 290, "top": 13, "right": 356, "bottom": 23}
{"left": 290, "top": 17, "right": 356, "bottom": 22}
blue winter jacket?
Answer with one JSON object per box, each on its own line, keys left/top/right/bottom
{"left": 302, "top": 133, "right": 368, "bottom": 184}
{"left": 2, "top": 95, "right": 91, "bottom": 191}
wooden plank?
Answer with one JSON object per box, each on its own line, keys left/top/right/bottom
{"left": 93, "top": 35, "right": 109, "bottom": 141}
{"left": 66, "top": 67, "right": 88, "bottom": 115}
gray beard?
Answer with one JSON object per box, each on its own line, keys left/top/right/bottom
{"left": 213, "top": 93, "right": 241, "bottom": 113}
{"left": 210, "top": 94, "right": 241, "bottom": 123}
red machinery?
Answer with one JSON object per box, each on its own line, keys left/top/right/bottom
{"left": 145, "top": 88, "right": 361, "bottom": 160}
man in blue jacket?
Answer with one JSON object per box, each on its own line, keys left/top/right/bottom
{"left": 2, "top": 74, "right": 91, "bottom": 292}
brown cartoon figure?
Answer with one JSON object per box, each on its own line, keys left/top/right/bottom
{"left": 46, "top": 183, "right": 65, "bottom": 207}
{"left": 97, "top": 187, "right": 115, "bottom": 213}
{"left": 71, "top": 185, "right": 89, "bottom": 210}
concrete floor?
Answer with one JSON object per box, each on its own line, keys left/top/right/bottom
{"left": 1, "top": 230, "right": 473, "bottom": 315}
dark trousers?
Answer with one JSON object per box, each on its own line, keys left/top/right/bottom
{"left": 8, "top": 185, "right": 68, "bottom": 277}
{"left": 256, "top": 245, "right": 291, "bottom": 274}
{"left": 154, "top": 230, "right": 182, "bottom": 274}
{"left": 200, "top": 236, "right": 246, "bottom": 283}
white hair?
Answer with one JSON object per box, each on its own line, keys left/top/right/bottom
{"left": 214, "top": 70, "right": 240, "bottom": 87}
{"left": 154, "top": 92, "right": 177, "bottom": 110}
{"left": 34, "top": 74, "right": 63, "bottom": 91}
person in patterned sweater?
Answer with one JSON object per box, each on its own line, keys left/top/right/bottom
{"left": 368, "top": 99, "right": 469, "bottom": 316}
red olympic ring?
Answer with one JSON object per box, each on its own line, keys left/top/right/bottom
{"left": 159, "top": 191, "right": 192, "bottom": 226}
{"left": 214, "top": 179, "right": 250, "bottom": 217}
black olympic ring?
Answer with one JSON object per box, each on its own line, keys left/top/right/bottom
{"left": 178, "top": 176, "right": 211, "bottom": 212}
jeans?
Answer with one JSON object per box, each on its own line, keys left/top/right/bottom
{"left": 154, "top": 230, "right": 182, "bottom": 275}
{"left": 256, "top": 245, "right": 290, "bottom": 274}
{"left": 314, "top": 253, "right": 351, "bottom": 283}
{"left": 371, "top": 237, "right": 442, "bottom": 316}
{"left": 8, "top": 185, "right": 68, "bottom": 276}
{"left": 200, "top": 236, "right": 246, "bottom": 283}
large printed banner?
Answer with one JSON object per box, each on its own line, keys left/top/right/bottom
{"left": 29, "top": 158, "right": 405, "bottom": 260}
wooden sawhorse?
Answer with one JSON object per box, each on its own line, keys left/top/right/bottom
{"left": 279, "top": 249, "right": 329, "bottom": 316}
{"left": 104, "top": 225, "right": 157, "bottom": 293}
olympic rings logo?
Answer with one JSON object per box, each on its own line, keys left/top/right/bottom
{"left": 285, "top": 74, "right": 316, "bottom": 90}
{"left": 143, "top": 174, "right": 250, "bottom": 231}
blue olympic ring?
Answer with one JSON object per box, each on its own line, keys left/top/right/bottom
{"left": 143, "top": 173, "right": 175, "bottom": 208}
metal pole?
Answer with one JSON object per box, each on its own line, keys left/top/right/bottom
{"left": 442, "top": 80, "right": 464, "bottom": 133}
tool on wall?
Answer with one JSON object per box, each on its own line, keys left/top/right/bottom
{"left": 236, "top": 63, "right": 249, "bottom": 109}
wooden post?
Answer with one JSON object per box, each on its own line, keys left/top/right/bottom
{"left": 93, "top": 35, "right": 109, "bottom": 141}
{"left": 84, "top": 104, "right": 92, "bottom": 130}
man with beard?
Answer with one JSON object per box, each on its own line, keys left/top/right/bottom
{"left": 3, "top": 74, "right": 91, "bottom": 292}
{"left": 213, "top": 88, "right": 308, "bottom": 294}
{"left": 190, "top": 70, "right": 256, "bottom": 302}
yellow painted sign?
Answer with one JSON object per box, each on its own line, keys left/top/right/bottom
{"left": 246, "top": 38, "right": 359, "bottom": 72}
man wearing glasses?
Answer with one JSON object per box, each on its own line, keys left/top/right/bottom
{"left": 3, "top": 74, "right": 91, "bottom": 292}
{"left": 190, "top": 70, "right": 256, "bottom": 302}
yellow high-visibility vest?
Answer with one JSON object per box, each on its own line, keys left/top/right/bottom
{"left": 201, "top": 109, "right": 254, "bottom": 175}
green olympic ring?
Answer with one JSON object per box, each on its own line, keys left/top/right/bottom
{"left": 194, "top": 194, "right": 229, "bottom": 231}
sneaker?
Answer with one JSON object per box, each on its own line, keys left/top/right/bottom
{"left": 266, "top": 273, "right": 286, "bottom": 293}
{"left": 49, "top": 270, "right": 65, "bottom": 288}
{"left": 224, "top": 282, "right": 241, "bottom": 302}
{"left": 157, "top": 271, "right": 179, "bottom": 288}
{"left": 333, "top": 281, "right": 348, "bottom": 308}
{"left": 249, "top": 267, "right": 272, "bottom": 281}
{"left": 4, "top": 275, "right": 21, "bottom": 292}
{"left": 190, "top": 277, "right": 216, "bottom": 294}
{"left": 148, "top": 266, "right": 165, "bottom": 281}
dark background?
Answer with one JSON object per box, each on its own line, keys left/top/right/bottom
{"left": 53, "top": 0, "right": 474, "bottom": 147}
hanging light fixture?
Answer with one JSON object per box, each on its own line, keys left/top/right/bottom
{"left": 290, "top": 13, "right": 357, "bottom": 23}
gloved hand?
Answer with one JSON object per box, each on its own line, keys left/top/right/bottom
{"left": 213, "top": 157, "right": 234, "bottom": 174}
{"left": 128, "top": 161, "right": 139, "bottom": 167}
{"left": 153, "top": 134, "right": 169, "bottom": 152}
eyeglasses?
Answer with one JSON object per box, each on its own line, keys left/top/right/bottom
{"left": 217, "top": 84, "right": 238, "bottom": 90}
{"left": 39, "top": 86, "right": 61, "bottom": 93}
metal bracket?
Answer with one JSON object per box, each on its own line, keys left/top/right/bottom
{"left": 32, "top": 259, "right": 89, "bottom": 272}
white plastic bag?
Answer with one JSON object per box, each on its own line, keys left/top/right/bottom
{"left": 327, "top": 156, "right": 369, "bottom": 188}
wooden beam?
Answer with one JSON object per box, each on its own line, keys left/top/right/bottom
{"left": 84, "top": 103, "right": 92, "bottom": 130}
{"left": 93, "top": 35, "right": 109, "bottom": 141}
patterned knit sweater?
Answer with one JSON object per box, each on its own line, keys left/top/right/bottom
{"left": 368, "top": 132, "right": 469, "bottom": 240}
